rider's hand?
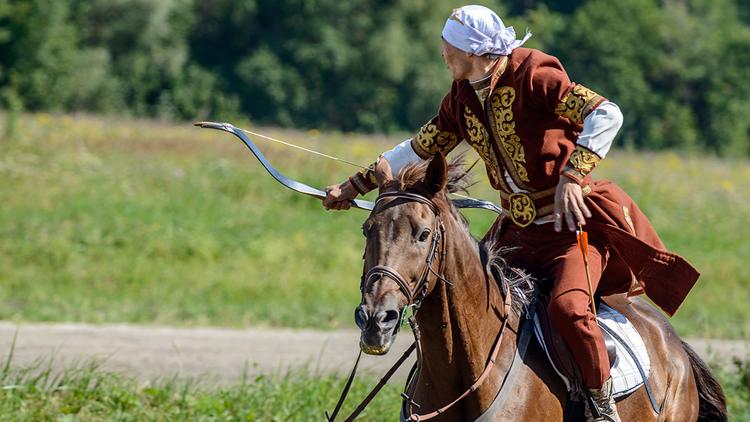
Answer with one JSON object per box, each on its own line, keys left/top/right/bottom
{"left": 553, "top": 175, "right": 592, "bottom": 232}
{"left": 323, "top": 180, "right": 359, "bottom": 210}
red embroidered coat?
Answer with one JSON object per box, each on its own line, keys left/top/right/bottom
{"left": 351, "top": 48, "right": 699, "bottom": 316}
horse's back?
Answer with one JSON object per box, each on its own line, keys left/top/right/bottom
{"left": 603, "top": 294, "right": 700, "bottom": 421}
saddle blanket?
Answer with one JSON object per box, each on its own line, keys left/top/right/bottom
{"left": 533, "top": 302, "right": 650, "bottom": 398}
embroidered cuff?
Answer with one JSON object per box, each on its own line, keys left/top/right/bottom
{"left": 561, "top": 167, "right": 585, "bottom": 185}
{"left": 555, "top": 84, "right": 606, "bottom": 124}
{"left": 566, "top": 145, "right": 601, "bottom": 178}
{"left": 349, "top": 165, "right": 377, "bottom": 195}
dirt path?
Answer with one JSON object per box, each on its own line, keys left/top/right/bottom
{"left": 0, "top": 322, "right": 746, "bottom": 385}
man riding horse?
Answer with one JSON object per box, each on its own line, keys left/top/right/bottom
{"left": 324, "top": 5, "right": 699, "bottom": 421}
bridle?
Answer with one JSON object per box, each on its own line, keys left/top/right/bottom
{"left": 360, "top": 191, "right": 448, "bottom": 319}
{"left": 328, "top": 190, "right": 516, "bottom": 422}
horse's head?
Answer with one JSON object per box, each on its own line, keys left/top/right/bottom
{"left": 355, "top": 154, "right": 451, "bottom": 355}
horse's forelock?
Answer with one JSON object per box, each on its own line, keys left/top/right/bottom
{"left": 396, "top": 154, "right": 475, "bottom": 196}
{"left": 386, "top": 155, "right": 473, "bottom": 227}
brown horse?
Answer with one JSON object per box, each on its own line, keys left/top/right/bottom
{"left": 354, "top": 154, "right": 727, "bottom": 421}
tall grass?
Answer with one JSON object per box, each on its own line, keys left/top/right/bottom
{"left": 0, "top": 113, "right": 748, "bottom": 338}
{"left": 0, "top": 351, "right": 747, "bottom": 420}
{"left": 0, "top": 359, "right": 401, "bottom": 421}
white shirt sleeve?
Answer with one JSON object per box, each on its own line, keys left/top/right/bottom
{"left": 382, "top": 139, "right": 425, "bottom": 177}
{"left": 576, "top": 101, "right": 623, "bottom": 158}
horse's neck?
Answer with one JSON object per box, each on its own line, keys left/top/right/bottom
{"left": 413, "top": 216, "right": 509, "bottom": 410}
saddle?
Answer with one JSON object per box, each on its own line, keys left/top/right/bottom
{"left": 534, "top": 294, "right": 617, "bottom": 389}
{"left": 532, "top": 294, "right": 654, "bottom": 401}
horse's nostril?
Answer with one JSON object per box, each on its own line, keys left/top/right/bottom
{"left": 354, "top": 307, "right": 368, "bottom": 330}
{"left": 377, "top": 310, "right": 400, "bottom": 328}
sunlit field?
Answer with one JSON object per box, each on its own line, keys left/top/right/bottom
{"left": 0, "top": 355, "right": 747, "bottom": 420}
{"left": 1, "top": 113, "right": 748, "bottom": 338}
{"left": 0, "top": 358, "right": 402, "bottom": 421}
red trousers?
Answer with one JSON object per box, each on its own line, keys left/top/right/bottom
{"left": 492, "top": 221, "right": 631, "bottom": 388}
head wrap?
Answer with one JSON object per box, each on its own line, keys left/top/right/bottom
{"left": 441, "top": 5, "right": 531, "bottom": 56}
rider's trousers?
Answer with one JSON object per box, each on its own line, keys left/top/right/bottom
{"left": 490, "top": 220, "right": 632, "bottom": 389}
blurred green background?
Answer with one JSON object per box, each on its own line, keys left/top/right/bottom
{"left": 1, "top": 0, "right": 750, "bottom": 154}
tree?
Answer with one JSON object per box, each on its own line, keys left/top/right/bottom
{"left": 0, "top": 0, "right": 115, "bottom": 112}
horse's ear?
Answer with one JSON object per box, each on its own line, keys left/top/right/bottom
{"left": 424, "top": 153, "right": 448, "bottom": 195}
{"left": 374, "top": 155, "right": 394, "bottom": 187}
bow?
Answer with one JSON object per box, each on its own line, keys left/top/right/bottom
{"left": 195, "top": 121, "right": 503, "bottom": 214}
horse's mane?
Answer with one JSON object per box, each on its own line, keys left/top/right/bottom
{"left": 482, "top": 244, "right": 535, "bottom": 315}
{"left": 397, "top": 156, "right": 536, "bottom": 315}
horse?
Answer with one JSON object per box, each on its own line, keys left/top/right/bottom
{"left": 353, "top": 154, "right": 727, "bottom": 421}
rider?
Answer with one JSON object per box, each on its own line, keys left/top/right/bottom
{"left": 323, "top": 5, "right": 699, "bottom": 421}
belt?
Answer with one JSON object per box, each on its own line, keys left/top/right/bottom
{"left": 499, "top": 185, "right": 592, "bottom": 227}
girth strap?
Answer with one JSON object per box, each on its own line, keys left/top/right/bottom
{"left": 474, "top": 301, "right": 536, "bottom": 421}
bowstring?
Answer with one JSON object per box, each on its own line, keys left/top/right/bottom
{"left": 239, "top": 127, "right": 368, "bottom": 171}
{"left": 239, "top": 127, "right": 483, "bottom": 202}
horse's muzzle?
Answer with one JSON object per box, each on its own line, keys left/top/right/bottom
{"left": 355, "top": 305, "right": 400, "bottom": 355}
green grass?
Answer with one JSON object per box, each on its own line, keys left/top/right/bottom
{"left": 0, "top": 113, "right": 748, "bottom": 337}
{"left": 0, "top": 355, "right": 746, "bottom": 421}
{"left": 718, "top": 358, "right": 750, "bottom": 421}
{"left": 0, "top": 360, "right": 402, "bottom": 421}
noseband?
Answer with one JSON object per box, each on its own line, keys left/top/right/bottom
{"left": 360, "top": 191, "right": 448, "bottom": 314}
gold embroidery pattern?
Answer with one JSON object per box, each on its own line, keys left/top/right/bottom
{"left": 555, "top": 84, "right": 604, "bottom": 124}
{"left": 489, "top": 87, "right": 530, "bottom": 183}
{"left": 410, "top": 123, "right": 459, "bottom": 159}
{"left": 568, "top": 145, "right": 601, "bottom": 176}
{"left": 364, "top": 163, "right": 377, "bottom": 184}
{"left": 508, "top": 193, "right": 536, "bottom": 227}
{"left": 463, "top": 106, "right": 501, "bottom": 186}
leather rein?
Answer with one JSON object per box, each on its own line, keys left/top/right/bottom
{"left": 327, "top": 191, "right": 513, "bottom": 422}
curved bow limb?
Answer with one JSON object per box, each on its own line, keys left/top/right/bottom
{"left": 195, "top": 121, "right": 376, "bottom": 211}
{"left": 194, "top": 121, "right": 503, "bottom": 215}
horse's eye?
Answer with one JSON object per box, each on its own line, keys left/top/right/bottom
{"left": 418, "top": 228, "right": 431, "bottom": 242}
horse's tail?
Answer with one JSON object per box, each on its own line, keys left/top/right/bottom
{"left": 681, "top": 340, "right": 727, "bottom": 421}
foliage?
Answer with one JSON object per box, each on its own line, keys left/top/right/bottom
{"left": 0, "top": 0, "right": 747, "bottom": 154}
{"left": 0, "top": 113, "right": 748, "bottom": 338}
{"left": 548, "top": 0, "right": 750, "bottom": 155}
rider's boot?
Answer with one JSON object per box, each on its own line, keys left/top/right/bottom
{"left": 584, "top": 377, "right": 621, "bottom": 422}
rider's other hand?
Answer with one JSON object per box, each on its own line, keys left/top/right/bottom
{"left": 323, "top": 180, "right": 358, "bottom": 210}
{"left": 553, "top": 176, "right": 592, "bottom": 232}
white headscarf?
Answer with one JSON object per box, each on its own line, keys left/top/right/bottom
{"left": 442, "top": 5, "right": 531, "bottom": 56}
